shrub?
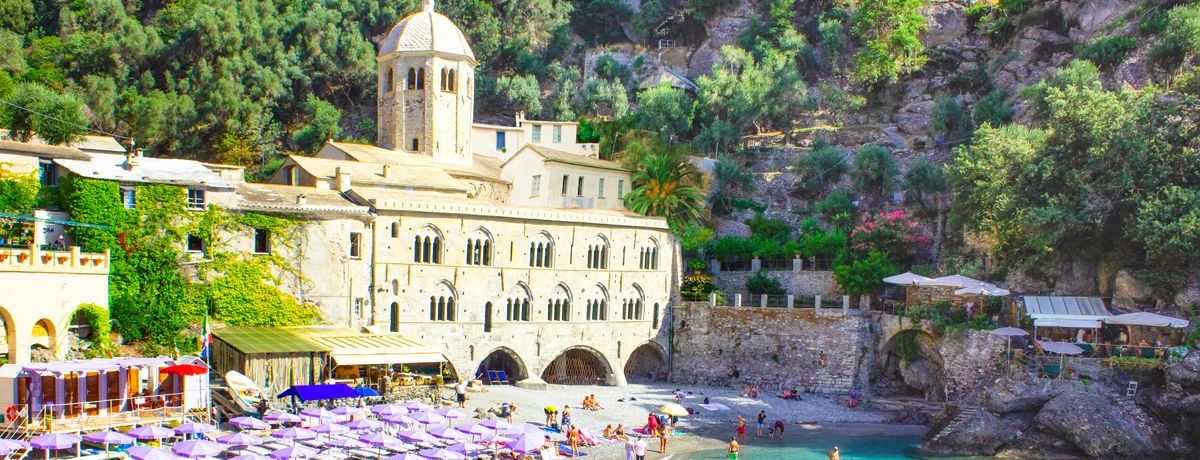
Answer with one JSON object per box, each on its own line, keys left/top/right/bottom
{"left": 853, "top": 144, "right": 898, "bottom": 198}
{"left": 801, "top": 230, "right": 848, "bottom": 257}
{"left": 815, "top": 189, "right": 855, "bottom": 218}
{"left": 746, "top": 272, "right": 785, "bottom": 295}
{"left": 1077, "top": 35, "right": 1137, "bottom": 69}
{"left": 1148, "top": 4, "right": 1200, "bottom": 73}
{"left": 796, "top": 140, "right": 848, "bottom": 196}
{"left": 746, "top": 213, "right": 791, "bottom": 241}
{"left": 973, "top": 90, "right": 1013, "bottom": 127}
{"left": 833, "top": 250, "right": 896, "bottom": 296}
{"left": 850, "top": 209, "right": 931, "bottom": 264}
{"left": 903, "top": 158, "right": 947, "bottom": 207}
{"left": 682, "top": 273, "right": 717, "bottom": 300}
{"left": 927, "top": 95, "right": 971, "bottom": 144}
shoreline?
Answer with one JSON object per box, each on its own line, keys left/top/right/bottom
{"left": 466, "top": 382, "right": 929, "bottom": 458}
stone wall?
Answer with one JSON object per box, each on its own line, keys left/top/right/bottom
{"left": 713, "top": 264, "right": 842, "bottom": 298}
{"left": 671, "top": 303, "right": 866, "bottom": 395}
{"left": 939, "top": 329, "right": 1006, "bottom": 399}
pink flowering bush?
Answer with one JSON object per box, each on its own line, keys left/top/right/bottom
{"left": 849, "top": 210, "right": 931, "bottom": 263}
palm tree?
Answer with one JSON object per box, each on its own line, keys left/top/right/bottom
{"left": 623, "top": 152, "right": 705, "bottom": 228}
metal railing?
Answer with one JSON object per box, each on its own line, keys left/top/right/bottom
{"left": 759, "top": 259, "right": 794, "bottom": 271}
{"left": 2, "top": 391, "right": 209, "bottom": 435}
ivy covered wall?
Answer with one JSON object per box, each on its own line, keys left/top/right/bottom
{"left": 59, "top": 176, "right": 320, "bottom": 354}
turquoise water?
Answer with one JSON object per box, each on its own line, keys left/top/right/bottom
{"left": 682, "top": 430, "right": 987, "bottom": 459}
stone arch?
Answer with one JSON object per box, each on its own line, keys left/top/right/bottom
{"left": 528, "top": 231, "right": 555, "bottom": 268}
{"left": 475, "top": 347, "right": 529, "bottom": 383}
{"left": 621, "top": 284, "right": 645, "bottom": 320}
{"left": 584, "top": 234, "right": 610, "bottom": 269}
{"left": 413, "top": 225, "right": 443, "bottom": 264}
{"left": 541, "top": 345, "right": 614, "bottom": 386}
{"left": 638, "top": 236, "right": 661, "bottom": 270}
{"left": 545, "top": 283, "right": 572, "bottom": 322}
{"left": 428, "top": 281, "right": 457, "bottom": 322}
{"left": 0, "top": 307, "right": 16, "bottom": 364}
{"left": 624, "top": 341, "right": 668, "bottom": 383}
{"left": 503, "top": 283, "right": 532, "bottom": 322}
{"left": 877, "top": 329, "right": 944, "bottom": 399}
{"left": 584, "top": 284, "right": 609, "bottom": 321}
{"left": 31, "top": 318, "right": 57, "bottom": 363}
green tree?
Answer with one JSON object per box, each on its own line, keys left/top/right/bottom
{"left": 624, "top": 151, "right": 706, "bottom": 229}
{"left": 851, "top": 0, "right": 930, "bottom": 85}
{"left": 695, "top": 45, "right": 808, "bottom": 146}
{"left": 1077, "top": 35, "right": 1137, "bottom": 70}
{"left": 796, "top": 140, "right": 848, "bottom": 196}
{"left": 0, "top": 162, "right": 39, "bottom": 214}
{"left": 0, "top": 30, "right": 25, "bottom": 73}
{"left": 853, "top": 144, "right": 898, "bottom": 199}
{"left": 291, "top": 94, "right": 343, "bottom": 154}
{"left": 1, "top": 82, "right": 88, "bottom": 145}
{"left": 903, "top": 157, "right": 947, "bottom": 208}
{"left": 833, "top": 250, "right": 897, "bottom": 296}
{"left": 1133, "top": 185, "right": 1200, "bottom": 268}
{"left": 746, "top": 272, "right": 785, "bottom": 295}
{"left": 927, "top": 95, "right": 970, "bottom": 144}
{"left": 636, "top": 83, "right": 694, "bottom": 140}
{"left": 496, "top": 74, "right": 543, "bottom": 117}
{"left": 1020, "top": 59, "right": 1100, "bottom": 121}
{"left": 1148, "top": 4, "right": 1200, "bottom": 74}
{"left": 973, "top": 90, "right": 1013, "bottom": 127}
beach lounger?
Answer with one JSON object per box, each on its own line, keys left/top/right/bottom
{"left": 495, "top": 370, "right": 510, "bottom": 384}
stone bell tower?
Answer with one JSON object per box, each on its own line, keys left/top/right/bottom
{"left": 376, "top": 0, "right": 475, "bottom": 166}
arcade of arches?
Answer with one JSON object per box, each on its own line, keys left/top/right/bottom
{"left": 623, "top": 343, "right": 668, "bottom": 383}
{"left": 474, "top": 348, "right": 528, "bottom": 382}
{"left": 541, "top": 348, "right": 611, "bottom": 385}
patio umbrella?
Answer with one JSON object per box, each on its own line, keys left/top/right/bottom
{"left": 417, "top": 447, "right": 465, "bottom": 459}
{"left": 385, "top": 454, "right": 425, "bottom": 460}
{"left": 230, "top": 416, "right": 271, "bottom": 430}
{"left": 360, "top": 432, "right": 405, "bottom": 458}
{"left": 300, "top": 407, "right": 337, "bottom": 421}
{"left": 0, "top": 439, "right": 30, "bottom": 452}
{"left": 433, "top": 408, "right": 466, "bottom": 420}
{"left": 446, "top": 442, "right": 485, "bottom": 455}
{"left": 477, "top": 419, "right": 511, "bottom": 431}
{"left": 174, "top": 422, "right": 218, "bottom": 437}
{"left": 82, "top": 430, "right": 134, "bottom": 458}
{"left": 954, "top": 283, "right": 1010, "bottom": 296}
{"left": 355, "top": 386, "right": 381, "bottom": 397}
{"left": 1039, "top": 340, "right": 1084, "bottom": 376}
{"left": 479, "top": 433, "right": 514, "bottom": 443}
{"left": 31, "top": 433, "right": 80, "bottom": 459}
{"left": 505, "top": 423, "right": 543, "bottom": 436}
{"left": 919, "top": 274, "right": 983, "bottom": 288}
{"left": 312, "top": 422, "right": 351, "bottom": 436}
{"left": 217, "top": 432, "right": 265, "bottom": 447}
{"left": 327, "top": 438, "right": 368, "bottom": 451}
{"left": 0, "top": 444, "right": 11, "bottom": 457}
{"left": 268, "top": 445, "right": 318, "bottom": 459}
{"left": 172, "top": 439, "right": 225, "bottom": 459}
{"left": 332, "top": 405, "right": 364, "bottom": 417}
{"left": 129, "top": 425, "right": 177, "bottom": 441}
{"left": 126, "top": 445, "right": 175, "bottom": 460}
{"left": 382, "top": 414, "right": 419, "bottom": 426}
{"left": 397, "top": 429, "right": 439, "bottom": 444}
{"left": 427, "top": 426, "right": 467, "bottom": 441}
{"left": 991, "top": 326, "right": 1030, "bottom": 358}
{"left": 1104, "top": 312, "right": 1190, "bottom": 328}
{"left": 400, "top": 401, "right": 433, "bottom": 412}
{"left": 372, "top": 404, "right": 409, "bottom": 417}
{"left": 343, "top": 418, "right": 384, "bottom": 431}
{"left": 453, "top": 422, "right": 493, "bottom": 436}
{"left": 507, "top": 434, "right": 546, "bottom": 454}
{"left": 882, "top": 272, "right": 931, "bottom": 285}
{"left": 229, "top": 455, "right": 271, "bottom": 460}
{"left": 411, "top": 412, "right": 447, "bottom": 425}
{"left": 264, "top": 411, "right": 302, "bottom": 424}
{"left": 659, "top": 403, "right": 689, "bottom": 417}
{"left": 271, "top": 427, "right": 317, "bottom": 444}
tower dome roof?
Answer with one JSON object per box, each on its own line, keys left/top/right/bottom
{"left": 378, "top": 1, "right": 476, "bottom": 63}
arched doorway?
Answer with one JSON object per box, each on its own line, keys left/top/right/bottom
{"left": 541, "top": 347, "right": 612, "bottom": 385}
{"left": 31, "top": 318, "right": 57, "bottom": 363}
{"left": 875, "top": 329, "right": 944, "bottom": 399}
{"left": 390, "top": 302, "right": 400, "bottom": 332}
{"left": 624, "top": 342, "right": 668, "bottom": 383}
{"left": 0, "top": 307, "right": 15, "bottom": 363}
{"left": 475, "top": 348, "right": 528, "bottom": 383}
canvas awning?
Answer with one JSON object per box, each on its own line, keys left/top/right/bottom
{"left": 304, "top": 334, "right": 445, "bottom": 367}
{"left": 883, "top": 272, "right": 931, "bottom": 285}
{"left": 1038, "top": 341, "right": 1084, "bottom": 355}
{"left": 1022, "top": 296, "right": 1110, "bottom": 320}
{"left": 1104, "top": 312, "right": 1190, "bottom": 328}
{"left": 276, "top": 384, "right": 359, "bottom": 402}
{"left": 955, "top": 283, "right": 1010, "bottom": 296}
{"left": 213, "top": 327, "right": 326, "bottom": 354}
{"left": 1034, "top": 318, "right": 1102, "bottom": 329}
{"left": 918, "top": 274, "right": 983, "bottom": 288}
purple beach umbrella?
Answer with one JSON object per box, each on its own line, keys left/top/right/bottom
{"left": 342, "top": 418, "right": 384, "bottom": 431}
{"left": 0, "top": 444, "right": 11, "bottom": 457}
{"left": 453, "top": 422, "right": 492, "bottom": 436}
{"left": 446, "top": 442, "right": 485, "bottom": 454}
{"left": 508, "top": 434, "right": 547, "bottom": 454}
{"left": 359, "top": 432, "right": 404, "bottom": 448}
{"left": 410, "top": 412, "right": 446, "bottom": 425}
{"left": 217, "top": 432, "right": 265, "bottom": 446}
{"left": 128, "top": 425, "right": 176, "bottom": 441}
{"left": 264, "top": 411, "right": 302, "bottom": 424}
{"left": 0, "top": 439, "right": 30, "bottom": 451}
{"left": 426, "top": 426, "right": 467, "bottom": 441}
{"left": 30, "top": 432, "right": 80, "bottom": 459}
{"left": 416, "top": 447, "right": 466, "bottom": 459}
{"left": 126, "top": 445, "right": 174, "bottom": 460}
{"left": 311, "top": 422, "right": 350, "bottom": 435}
{"left": 230, "top": 416, "right": 271, "bottom": 430}
{"left": 399, "top": 401, "right": 432, "bottom": 412}
{"left": 433, "top": 408, "right": 466, "bottom": 420}
{"left": 477, "top": 419, "right": 511, "bottom": 431}
{"left": 397, "top": 429, "right": 439, "bottom": 444}
{"left": 372, "top": 404, "right": 409, "bottom": 417}
{"left": 271, "top": 427, "right": 317, "bottom": 442}
{"left": 229, "top": 455, "right": 271, "bottom": 460}
{"left": 382, "top": 414, "right": 418, "bottom": 426}
{"left": 268, "top": 445, "right": 318, "bottom": 459}
{"left": 82, "top": 430, "right": 134, "bottom": 458}
{"left": 332, "top": 406, "right": 363, "bottom": 417}
{"left": 479, "top": 433, "right": 515, "bottom": 445}
{"left": 175, "top": 422, "right": 218, "bottom": 436}
{"left": 172, "top": 439, "right": 225, "bottom": 459}
{"left": 327, "top": 438, "right": 368, "bottom": 450}
{"left": 385, "top": 454, "right": 425, "bottom": 460}
{"left": 300, "top": 407, "right": 337, "bottom": 421}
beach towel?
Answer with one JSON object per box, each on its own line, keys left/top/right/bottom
{"left": 558, "top": 442, "right": 587, "bottom": 457}
{"left": 578, "top": 428, "right": 601, "bottom": 446}
{"left": 699, "top": 403, "right": 731, "bottom": 411}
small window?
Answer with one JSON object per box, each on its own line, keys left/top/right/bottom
{"left": 561, "top": 175, "right": 569, "bottom": 195}
{"left": 448, "top": 69, "right": 456, "bottom": 92}
{"left": 353, "top": 298, "right": 365, "bottom": 319}
{"left": 576, "top": 177, "right": 584, "bottom": 196}
{"left": 186, "top": 235, "right": 204, "bottom": 253}
{"left": 349, "top": 232, "right": 362, "bottom": 259}
{"left": 618, "top": 179, "right": 625, "bottom": 197}
{"left": 253, "top": 228, "right": 271, "bottom": 254}
{"left": 411, "top": 138, "right": 420, "bottom": 151}
{"left": 416, "top": 68, "right": 425, "bottom": 89}
{"left": 120, "top": 186, "right": 136, "bottom": 209}
{"left": 386, "top": 68, "right": 394, "bottom": 92}
{"left": 532, "top": 125, "right": 542, "bottom": 143}
{"left": 407, "top": 68, "right": 417, "bottom": 90}
{"left": 39, "top": 159, "right": 56, "bottom": 186}
{"left": 496, "top": 131, "right": 506, "bottom": 151}
{"left": 553, "top": 125, "right": 562, "bottom": 143}
{"left": 598, "top": 178, "right": 605, "bottom": 197}
{"left": 531, "top": 175, "right": 541, "bottom": 197}
{"left": 187, "top": 188, "right": 206, "bottom": 209}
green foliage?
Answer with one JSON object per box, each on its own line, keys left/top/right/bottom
{"left": 1148, "top": 4, "right": 1200, "bottom": 74}
{"left": 746, "top": 213, "right": 791, "bottom": 241}
{"left": 624, "top": 149, "right": 705, "bottom": 230}
{"left": 894, "top": 329, "right": 921, "bottom": 362}
{"left": 818, "top": 14, "right": 846, "bottom": 67}
{"left": 796, "top": 140, "right": 848, "bottom": 196}
{"left": 681, "top": 273, "right": 716, "bottom": 300}
{"left": 695, "top": 45, "right": 808, "bottom": 150}
{"left": 849, "top": 210, "right": 930, "bottom": 264}
{"left": 636, "top": 83, "right": 694, "bottom": 140}
{"left": 927, "top": 95, "right": 971, "bottom": 144}
{"left": 570, "top": 0, "right": 633, "bottom": 45}
{"left": 800, "top": 230, "right": 848, "bottom": 257}
{"left": 0, "top": 161, "right": 39, "bottom": 214}
{"left": 1132, "top": 185, "right": 1200, "bottom": 269}
{"left": 1107, "top": 355, "right": 1164, "bottom": 368}
{"left": 814, "top": 189, "right": 855, "bottom": 219}
{"left": 291, "top": 94, "right": 343, "bottom": 154}
{"left": 903, "top": 157, "right": 947, "bottom": 208}
{"left": 1, "top": 82, "right": 88, "bottom": 145}
{"left": 0, "top": 30, "right": 24, "bottom": 73}
{"left": 582, "top": 77, "right": 629, "bottom": 119}
{"left": 675, "top": 221, "right": 716, "bottom": 254}
{"left": 1019, "top": 59, "right": 1100, "bottom": 122}
{"left": 712, "top": 156, "right": 755, "bottom": 213}
{"left": 973, "top": 90, "right": 1013, "bottom": 127}
{"left": 833, "top": 250, "right": 896, "bottom": 295}
{"left": 1140, "top": 7, "right": 1169, "bottom": 35}
{"left": 495, "top": 74, "right": 543, "bottom": 117}
{"left": 73, "top": 303, "right": 114, "bottom": 358}
{"left": 745, "top": 272, "right": 785, "bottom": 295}
{"left": 1077, "top": 35, "right": 1137, "bottom": 69}
{"left": 851, "top": 0, "right": 930, "bottom": 85}
{"left": 853, "top": 144, "right": 898, "bottom": 198}
{"left": 205, "top": 254, "right": 320, "bottom": 326}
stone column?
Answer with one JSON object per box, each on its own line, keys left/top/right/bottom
{"left": 760, "top": 295, "right": 768, "bottom": 308}
{"left": 750, "top": 258, "right": 761, "bottom": 272}
{"left": 815, "top": 295, "right": 822, "bottom": 310}
{"left": 709, "top": 292, "right": 718, "bottom": 307}
{"left": 793, "top": 257, "right": 802, "bottom": 272}
{"left": 710, "top": 259, "right": 721, "bottom": 274}
{"left": 842, "top": 296, "right": 850, "bottom": 310}
{"left": 734, "top": 294, "right": 742, "bottom": 308}
{"left": 786, "top": 295, "right": 794, "bottom": 309}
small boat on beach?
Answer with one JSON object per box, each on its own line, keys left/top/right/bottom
{"left": 225, "top": 370, "right": 264, "bottom": 414}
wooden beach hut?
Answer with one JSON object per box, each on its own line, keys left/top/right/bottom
{"left": 209, "top": 327, "right": 329, "bottom": 398}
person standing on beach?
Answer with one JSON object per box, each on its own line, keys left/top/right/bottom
{"left": 755, "top": 410, "right": 766, "bottom": 437}
{"left": 624, "top": 436, "right": 636, "bottom": 460}
{"left": 544, "top": 405, "right": 557, "bottom": 427}
{"left": 728, "top": 437, "right": 740, "bottom": 459}
{"left": 454, "top": 379, "right": 467, "bottom": 408}
{"left": 659, "top": 424, "right": 670, "bottom": 453}
{"left": 736, "top": 416, "right": 747, "bottom": 442}
{"left": 567, "top": 424, "right": 580, "bottom": 455}
{"left": 634, "top": 436, "right": 647, "bottom": 460}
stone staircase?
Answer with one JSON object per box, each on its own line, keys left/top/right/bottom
{"left": 928, "top": 405, "right": 981, "bottom": 444}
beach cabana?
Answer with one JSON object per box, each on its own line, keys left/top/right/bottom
{"left": 210, "top": 327, "right": 330, "bottom": 398}
{"left": 1022, "top": 296, "right": 1110, "bottom": 334}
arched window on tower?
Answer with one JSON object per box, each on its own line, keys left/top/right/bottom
{"left": 528, "top": 232, "right": 554, "bottom": 268}
{"left": 440, "top": 68, "right": 448, "bottom": 91}
{"left": 585, "top": 235, "right": 609, "bottom": 269}
{"left": 385, "top": 68, "right": 394, "bottom": 92}
{"left": 622, "top": 285, "right": 645, "bottom": 320}
{"left": 411, "top": 138, "right": 420, "bottom": 151}
{"left": 585, "top": 284, "right": 609, "bottom": 321}
{"left": 406, "top": 68, "right": 417, "bottom": 90}
{"left": 465, "top": 228, "right": 493, "bottom": 266}
{"left": 546, "top": 284, "right": 571, "bottom": 322}
{"left": 413, "top": 226, "right": 442, "bottom": 264}
{"left": 505, "top": 284, "right": 532, "bottom": 322}
{"left": 448, "top": 69, "right": 456, "bottom": 92}
{"left": 639, "top": 237, "right": 660, "bottom": 270}
{"left": 416, "top": 68, "right": 425, "bottom": 89}
{"left": 428, "top": 282, "right": 457, "bottom": 322}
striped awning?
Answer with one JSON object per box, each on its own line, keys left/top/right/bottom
{"left": 1022, "top": 296, "right": 1110, "bottom": 320}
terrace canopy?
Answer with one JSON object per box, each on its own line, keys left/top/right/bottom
{"left": 1022, "top": 296, "right": 1110, "bottom": 329}
{"left": 1104, "top": 312, "right": 1190, "bottom": 328}
{"left": 304, "top": 334, "right": 444, "bottom": 367}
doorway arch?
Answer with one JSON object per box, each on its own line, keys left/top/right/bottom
{"left": 475, "top": 347, "right": 528, "bottom": 382}
{"left": 31, "top": 318, "right": 57, "bottom": 363}
{"left": 541, "top": 346, "right": 612, "bottom": 385}
{"left": 624, "top": 342, "right": 668, "bottom": 383}
{"left": 0, "top": 307, "right": 15, "bottom": 363}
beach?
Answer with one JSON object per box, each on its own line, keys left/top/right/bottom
{"left": 466, "top": 383, "right": 906, "bottom": 458}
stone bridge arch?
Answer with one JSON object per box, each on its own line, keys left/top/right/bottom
{"left": 876, "top": 328, "right": 944, "bottom": 399}
{"left": 623, "top": 341, "right": 668, "bottom": 383}
{"left": 541, "top": 345, "right": 616, "bottom": 386}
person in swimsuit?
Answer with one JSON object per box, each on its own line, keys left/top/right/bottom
{"left": 828, "top": 446, "right": 840, "bottom": 460}
{"left": 755, "top": 410, "right": 766, "bottom": 437}
{"left": 728, "top": 437, "right": 740, "bottom": 459}
{"left": 773, "top": 419, "right": 785, "bottom": 439}
{"left": 736, "top": 416, "right": 747, "bottom": 442}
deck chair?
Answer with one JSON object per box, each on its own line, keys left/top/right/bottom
{"left": 495, "top": 370, "right": 510, "bottom": 384}
{"left": 486, "top": 370, "right": 499, "bottom": 384}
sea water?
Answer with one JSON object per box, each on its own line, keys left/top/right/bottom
{"left": 682, "top": 429, "right": 990, "bottom": 459}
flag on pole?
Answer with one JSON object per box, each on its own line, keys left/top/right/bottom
{"left": 201, "top": 315, "right": 211, "bottom": 359}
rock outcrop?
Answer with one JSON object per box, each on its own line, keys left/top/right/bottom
{"left": 925, "top": 410, "right": 1032, "bottom": 456}
{"left": 1035, "top": 388, "right": 1159, "bottom": 458}
{"left": 984, "top": 379, "right": 1055, "bottom": 414}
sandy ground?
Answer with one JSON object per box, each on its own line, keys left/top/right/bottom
{"left": 463, "top": 383, "right": 904, "bottom": 459}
